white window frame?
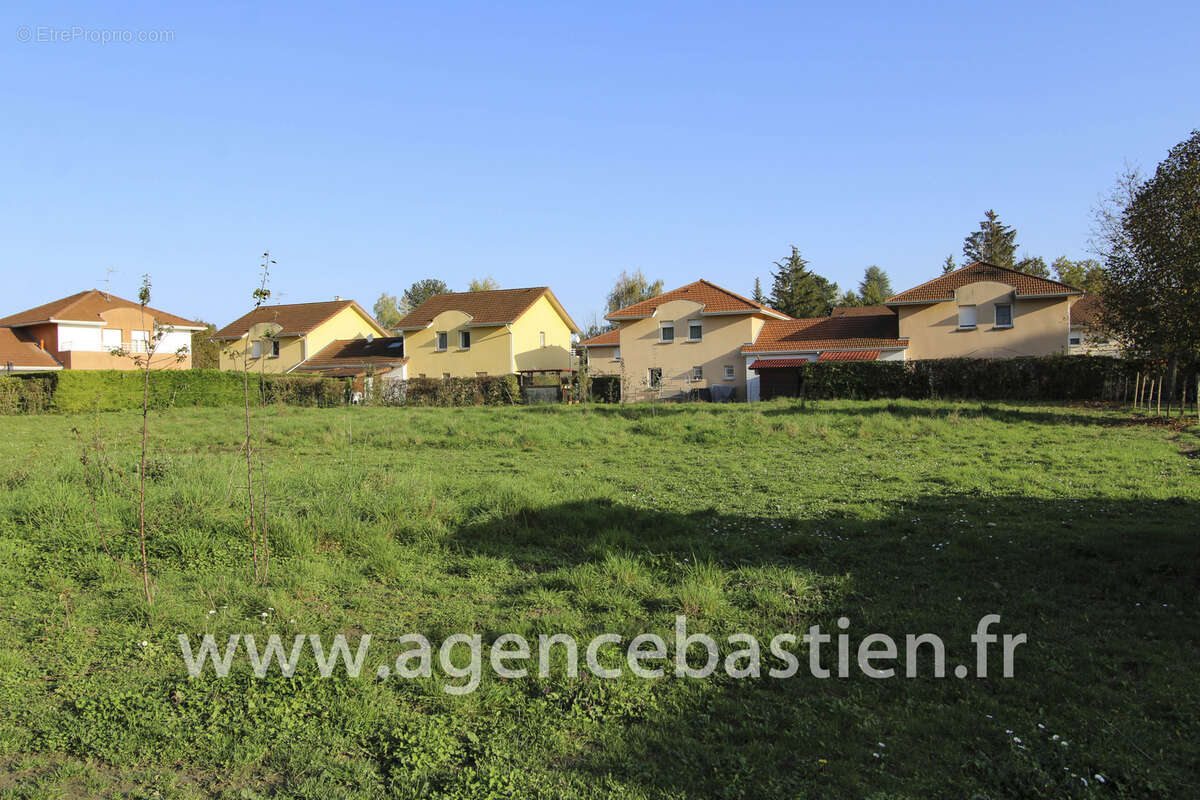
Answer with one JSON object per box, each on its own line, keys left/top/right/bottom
{"left": 613, "top": 348, "right": 621, "bottom": 361}
{"left": 130, "top": 329, "right": 150, "bottom": 353}
{"left": 1069, "top": 334, "right": 1082, "bottom": 346}
{"left": 267, "top": 339, "right": 280, "bottom": 358}
{"left": 101, "top": 328, "right": 122, "bottom": 350}
{"left": 691, "top": 365, "right": 703, "bottom": 381}
{"left": 723, "top": 365, "right": 735, "bottom": 380}
{"left": 459, "top": 330, "right": 471, "bottom": 350}
{"left": 539, "top": 331, "right": 546, "bottom": 347}
{"left": 957, "top": 305, "right": 977, "bottom": 330}
{"left": 994, "top": 303, "right": 1013, "bottom": 328}
{"left": 436, "top": 331, "right": 448, "bottom": 351}
{"left": 660, "top": 323, "right": 674, "bottom": 343}
{"left": 688, "top": 320, "right": 702, "bottom": 342}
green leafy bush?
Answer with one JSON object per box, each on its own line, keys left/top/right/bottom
{"left": 786, "top": 356, "right": 1158, "bottom": 401}
{"left": 385, "top": 375, "right": 523, "bottom": 407}
{"left": 590, "top": 376, "right": 621, "bottom": 403}
{"left": 0, "top": 374, "right": 56, "bottom": 414}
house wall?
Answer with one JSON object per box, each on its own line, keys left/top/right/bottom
{"left": 510, "top": 295, "right": 573, "bottom": 372}
{"left": 217, "top": 305, "right": 385, "bottom": 373}
{"left": 617, "top": 300, "right": 764, "bottom": 403}
{"left": 897, "top": 282, "right": 1070, "bottom": 359}
{"left": 404, "top": 311, "right": 513, "bottom": 378}
{"left": 585, "top": 344, "right": 621, "bottom": 376}
{"left": 44, "top": 307, "right": 195, "bottom": 370}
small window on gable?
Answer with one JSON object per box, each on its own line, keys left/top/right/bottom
{"left": 660, "top": 323, "right": 674, "bottom": 343}
{"left": 724, "top": 365, "right": 735, "bottom": 380}
{"left": 251, "top": 340, "right": 262, "bottom": 359}
{"left": 436, "top": 332, "right": 448, "bottom": 351}
{"left": 692, "top": 365, "right": 703, "bottom": 381}
{"left": 539, "top": 331, "right": 546, "bottom": 347}
{"left": 460, "top": 330, "right": 471, "bottom": 349}
{"left": 957, "top": 305, "right": 977, "bottom": 330}
{"left": 268, "top": 339, "right": 280, "bottom": 358}
{"left": 994, "top": 303, "right": 1013, "bottom": 328}
{"left": 688, "top": 320, "right": 702, "bottom": 341}
{"left": 613, "top": 348, "right": 621, "bottom": 361}
{"left": 102, "top": 329, "right": 121, "bottom": 349}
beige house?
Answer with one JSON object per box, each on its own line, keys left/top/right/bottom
{"left": 213, "top": 299, "right": 393, "bottom": 374}
{"left": 885, "top": 262, "right": 1082, "bottom": 359}
{"left": 393, "top": 287, "right": 579, "bottom": 379}
{"left": 0, "top": 290, "right": 203, "bottom": 371}
{"left": 1068, "top": 294, "right": 1121, "bottom": 356}
{"left": 577, "top": 329, "right": 621, "bottom": 376}
{"left": 605, "top": 280, "right": 790, "bottom": 402}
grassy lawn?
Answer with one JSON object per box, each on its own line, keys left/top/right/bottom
{"left": 0, "top": 400, "right": 1197, "bottom": 799}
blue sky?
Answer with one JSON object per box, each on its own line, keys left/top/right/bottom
{"left": 2, "top": 2, "right": 1197, "bottom": 329}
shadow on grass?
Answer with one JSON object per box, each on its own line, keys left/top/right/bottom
{"left": 447, "top": 494, "right": 1199, "bottom": 798}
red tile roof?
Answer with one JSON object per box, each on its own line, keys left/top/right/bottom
{"left": 817, "top": 349, "right": 881, "bottom": 361}
{"left": 749, "top": 358, "right": 812, "bottom": 369}
{"left": 1070, "top": 294, "right": 1104, "bottom": 328}
{"left": 578, "top": 329, "right": 619, "bottom": 347}
{"left": 831, "top": 305, "right": 893, "bottom": 317}
{"left": 887, "top": 262, "right": 1082, "bottom": 304}
{"left": 0, "top": 290, "right": 203, "bottom": 329}
{"left": 294, "top": 337, "right": 409, "bottom": 376}
{"left": 213, "top": 300, "right": 385, "bottom": 340}
{"left": 606, "top": 280, "right": 789, "bottom": 321}
{"left": 395, "top": 287, "right": 580, "bottom": 333}
{"left": 0, "top": 328, "right": 61, "bottom": 370}
{"left": 743, "top": 309, "right": 906, "bottom": 353}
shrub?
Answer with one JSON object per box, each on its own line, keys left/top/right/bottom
{"left": 382, "top": 376, "right": 523, "bottom": 407}
{"left": 590, "top": 376, "right": 621, "bottom": 403}
{"left": 780, "top": 356, "right": 1153, "bottom": 402}
{"left": 0, "top": 374, "right": 56, "bottom": 414}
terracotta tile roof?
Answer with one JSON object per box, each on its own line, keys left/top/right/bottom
{"left": 293, "top": 337, "right": 408, "bottom": 377}
{"left": 749, "top": 358, "right": 812, "bottom": 369}
{"left": 0, "top": 290, "right": 203, "bottom": 329}
{"left": 743, "top": 309, "right": 906, "bottom": 353}
{"left": 213, "top": 300, "right": 385, "bottom": 340}
{"left": 395, "top": 287, "right": 580, "bottom": 333}
{"left": 887, "top": 262, "right": 1082, "bottom": 304}
{"left": 578, "top": 329, "right": 619, "bottom": 347}
{"left": 0, "top": 328, "right": 62, "bottom": 370}
{"left": 817, "top": 349, "right": 881, "bottom": 361}
{"left": 1070, "top": 294, "right": 1104, "bottom": 328}
{"left": 606, "top": 279, "right": 789, "bottom": 321}
{"left": 831, "top": 305, "right": 893, "bottom": 317}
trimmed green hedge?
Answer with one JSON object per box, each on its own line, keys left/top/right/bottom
{"left": 0, "top": 370, "right": 349, "bottom": 414}
{"left": 785, "top": 356, "right": 1148, "bottom": 401}
{"left": 383, "top": 376, "right": 522, "bottom": 407}
{"left": 0, "top": 375, "right": 56, "bottom": 414}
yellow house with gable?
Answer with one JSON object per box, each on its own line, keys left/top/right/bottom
{"left": 213, "top": 299, "right": 393, "bottom": 373}
{"left": 394, "top": 287, "right": 580, "bottom": 378}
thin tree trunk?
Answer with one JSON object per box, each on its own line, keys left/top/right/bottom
{"left": 138, "top": 359, "right": 152, "bottom": 606}
{"left": 242, "top": 343, "right": 259, "bottom": 581}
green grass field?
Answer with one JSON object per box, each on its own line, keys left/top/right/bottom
{"left": 0, "top": 400, "right": 1197, "bottom": 799}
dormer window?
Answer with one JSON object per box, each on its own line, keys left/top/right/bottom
{"left": 436, "top": 331, "right": 448, "bottom": 351}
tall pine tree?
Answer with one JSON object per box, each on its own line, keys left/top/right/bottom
{"left": 751, "top": 277, "right": 766, "bottom": 305}
{"left": 768, "top": 247, "right": 837, "bottom": 318}
{"left": 963, "top": 210, "right": 1018, "bottom": 266}
{"left": 857, "top": 266, "right": 894, "bottom": 305}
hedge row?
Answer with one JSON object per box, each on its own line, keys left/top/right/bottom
{"left": 381, "top": 376, "right": 522, "bottom": 407}
{"left": 0, "top": 370, "right": 350, "bottom": 414}
{"left": 785, "top": 356, "right": 1151, "bottom": 401}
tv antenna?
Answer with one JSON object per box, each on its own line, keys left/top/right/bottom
{"left": 100, "top": 267, "right": 118, "bottom": 299}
